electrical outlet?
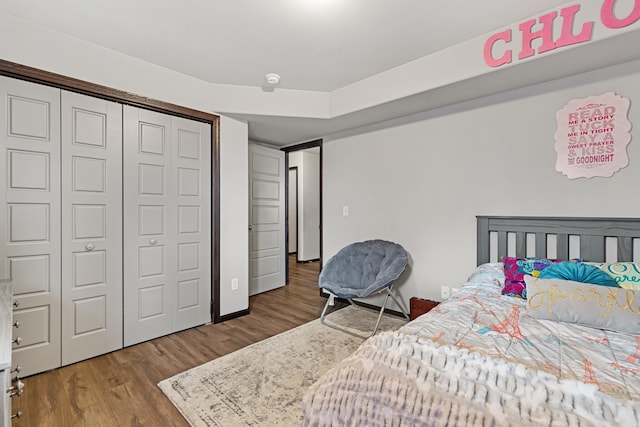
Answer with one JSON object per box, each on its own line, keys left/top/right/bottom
{"left": 451, "top": 287, "right": 460, "bottom": 296}
{"left": 231, "top": 278, "right": 239, "bottom": 291}
{"left": 342, "top": 205, "right": 349, "bottom": 216}
{"left": 440, "top": 286, "right": 450, "bottom": 299}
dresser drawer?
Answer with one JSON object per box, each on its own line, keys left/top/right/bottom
{"left": 12, "top": 306, "right": 51, "bottom": 350}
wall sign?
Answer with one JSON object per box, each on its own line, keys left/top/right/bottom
{"left": 484, "top": 0, "right": 640, "bottom": 68}
{"left": 554, "top": 92, "right": 631, "bottom": 179}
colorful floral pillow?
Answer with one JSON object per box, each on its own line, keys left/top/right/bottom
{"left": 502, "top": 257, "right": 564, "bottom": 299}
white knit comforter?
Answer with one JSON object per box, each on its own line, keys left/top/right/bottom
{"left": 302, "top": 263, "right": 640, "bottom": 426}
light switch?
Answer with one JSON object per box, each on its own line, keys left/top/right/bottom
{"left": 342, "top": 205, "right": 349, "bottom": 216}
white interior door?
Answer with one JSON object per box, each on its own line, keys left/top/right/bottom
{"left": 171, "top": 116, "right": 211, "bottom": 332}
{"left": 61, "top": 91, "right": 123, "bottom": 365}
{"left": 0, "top": 76, "right": 62, "bottom": 377}
{"left": 124, "top": 107, "right": 173, "bottom": 345}
{"left": 249, "top": 145, "right": 285, "bottom": 295}
{"left": 124, "top": 107, "right": 211, "bottom": 345}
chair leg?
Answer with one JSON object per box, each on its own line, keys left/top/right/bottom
{"left": 320, "top": 297, "right": 370, "bottom": 339}
{"left": 319, "top": 297, "right": 332, "bottom": 325}
{"left": 371, "top": 286, "right": 409, "bottom": 335}
{"left": 320, "top": 286, "right": 409, "bottom": 339}
{"left": 371, "top": 291, "right": 391, "bottom": 337}
{"left": 386, "top": 286, "right": 410, "bottom": 321}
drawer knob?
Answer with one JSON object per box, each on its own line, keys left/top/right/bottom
{"left": 12, "top": 411, "right": 23, "bottom": 419}
{"left": 12, "top": 336, "right": 22, "bottom": 346}
{"left": 13, "top": 320, "right": 20, "bottom": 328}
{"left": 13, "top": 300, "right": 19, "bottom": 308}
{"left": 11, "top": 365, "right": 22, "bottom": 382}
{"left": 8, "top": 379, "right": 24, "bottom": 397}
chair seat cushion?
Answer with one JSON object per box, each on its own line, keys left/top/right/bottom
{"left": 319, "top": 239, "right": 408, "bottom": 299}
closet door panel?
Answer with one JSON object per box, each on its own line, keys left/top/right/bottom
{"left": 172, "top": 117, "right": 211, "bottom": 331}
{"left": 0, "top": 76, "right": 61, "bottom": 377}
{"left": 124, "top": 107, "right": 174, "bottom": 346}
{"left": 61, "top": 91, "right": 123, "bottom": 365}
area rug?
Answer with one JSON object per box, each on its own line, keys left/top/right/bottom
{"left": 158, "top": 306, "right": 407, "bottom": 426}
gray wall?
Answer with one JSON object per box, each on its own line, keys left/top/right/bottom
{"left": 323, "top": 59, "right": 640, "bottom": 305}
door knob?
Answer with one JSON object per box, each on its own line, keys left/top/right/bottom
{"left": 149, "top": 239, "right": 157, "bottom": 245}
{"left": 85, "top": 243, "right": 95, "bottom": 251}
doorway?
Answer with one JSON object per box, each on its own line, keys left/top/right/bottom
{"left": 288, "top": 167, "right": 298, "bottom": 255}
{"left": 282, "top": 139, "right": 322, "bottom": 283}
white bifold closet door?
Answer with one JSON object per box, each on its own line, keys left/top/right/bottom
{"left": 1, "top": 77, "right": 62, "bottom": 376}
{"left": 60, "top": 91, "right": 123, "bottom": 366}
{"left": 123, "top": 106, "right": 211, "bottom": 346}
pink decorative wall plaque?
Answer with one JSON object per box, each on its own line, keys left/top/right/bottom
{"left": 554, "top": 92, "right": 631, "bottom": 179}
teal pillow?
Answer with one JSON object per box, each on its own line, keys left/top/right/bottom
{"left": 539, "top": 261, "right": 619, "bottom": 287}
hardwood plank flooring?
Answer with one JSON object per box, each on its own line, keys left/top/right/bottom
{"left": 14, "top": 256, "right": 326, "bottom": 426}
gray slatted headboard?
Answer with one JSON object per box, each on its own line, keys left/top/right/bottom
{"left": 477, "top": 216, "right": 640, "bottom": 265}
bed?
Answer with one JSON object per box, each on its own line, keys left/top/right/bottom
{"left": 302, "top": 216, "right": 640, "bottom": 426}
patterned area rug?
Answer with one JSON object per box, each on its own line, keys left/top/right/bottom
{"left": 158, "top": 306, "right": 407, "bottom": 426}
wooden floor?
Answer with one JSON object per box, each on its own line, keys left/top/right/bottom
{"left": 14, "top": 256, "right": 325, "bottom": 426}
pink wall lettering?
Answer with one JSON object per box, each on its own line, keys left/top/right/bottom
{"left": 518, "top": 11, "right": 558, "bottom": 60}
{"left": 483, "top": 30, "right": 512, "bottom": 67}
{"left": 484, "top": 0, "right": 640, "bottom": 67}
{"left": 601, "top": 0, "right": 640, "bottom": 28}
{"left": 554, "top": 92, "right": 631, "bottom": 179}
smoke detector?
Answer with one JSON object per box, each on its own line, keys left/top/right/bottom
{"left": 265, "top": 73, "right": 281, "bottom": 86}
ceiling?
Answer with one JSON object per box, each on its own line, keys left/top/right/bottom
{"left": 2, "top": 0, "right": 637, "bottom": 146}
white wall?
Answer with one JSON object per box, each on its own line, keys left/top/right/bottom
{"left": 323, "top": 59, "right": 640, "bottom": 306}
{"left": 301, "top": 151, "right": 320, "bottom": 261}
{"left": 288, "top": 150, "right": 320, "bottom": 261}
{"left": 220, "top": 116, "right": 249, "bottom": 315}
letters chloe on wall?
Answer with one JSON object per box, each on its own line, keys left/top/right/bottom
{"left": 554, "top": 92, "right": 631, "bottom": 179}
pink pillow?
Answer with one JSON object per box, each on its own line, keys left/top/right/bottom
{"left": 502, "top": 257, "right": 563, "bottom": 299}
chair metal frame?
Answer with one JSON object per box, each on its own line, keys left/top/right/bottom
{"left": 319, "top": 283, "right": 410, "bottom": 339}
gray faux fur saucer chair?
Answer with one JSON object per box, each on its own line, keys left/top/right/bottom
{"left": 319, "top": 239, "right": 410, "bottom": 338}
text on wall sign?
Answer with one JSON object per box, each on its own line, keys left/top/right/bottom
{"left": 484, "top": 0, "right": 640, "bottom": 67}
